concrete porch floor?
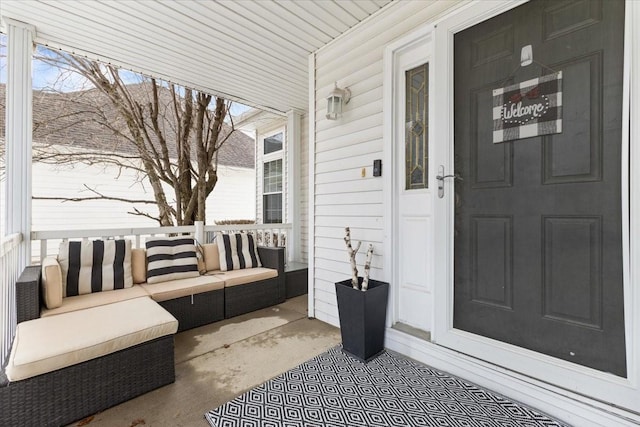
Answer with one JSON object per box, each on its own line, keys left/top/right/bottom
{"left": 70, "top": 296, "right": 341, "bottom": 427}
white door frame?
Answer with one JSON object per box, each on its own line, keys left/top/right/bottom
{"left": 385, "top": 30, "right": 436, "bottom": 332}
{"left": 431, "top": 0, "right": 639, "bottom": 413}
{"left": 384, "top": 0, "right": 640, "bottom": 422}
{"left": 383, "top": 23, "right": 437, "bottom": 332}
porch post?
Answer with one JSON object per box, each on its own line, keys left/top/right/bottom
{"left": 286, "top": 110, "right": 302, "bottom": 262}
{"left": 194, "top": 220, "right": 205, "bottom": 244}
{"left": 3, "top": 18, "right": 34, "bottom": 268}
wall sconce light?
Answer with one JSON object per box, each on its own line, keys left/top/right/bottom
{"left": 326, "top": 82, "right": 351, "bottom": 120}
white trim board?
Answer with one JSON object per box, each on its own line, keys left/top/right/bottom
{"left": 286, "top": 110, "right": 302, "bottom": 262}
{"left": 307, "top": 51, "right": 316, "bottom": 318}
{"left": 625, "top": 0, "right": 640, "bottom": 397}
{"left": 4, "top": 18, "right": 34, "bottom": 268}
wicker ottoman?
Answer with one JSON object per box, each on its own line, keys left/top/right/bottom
{"left": 0, "top": 297, "right": 178, "bottom": 427}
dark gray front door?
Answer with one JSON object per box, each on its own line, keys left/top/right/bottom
{"left": 453, "top": 0, "right": 626, "bottom": 377}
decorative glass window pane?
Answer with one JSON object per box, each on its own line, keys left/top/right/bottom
{"left": 263, "top": 159, "right": 282, "bottom": 193}
{"left": 264, "top": 132, "right": 283, "bottom": 155}
{"left": 405, "top": 63, "right": 429, "bottom": 190}
{"left": 263, "top": 193, "right": 282, "bottom": 224}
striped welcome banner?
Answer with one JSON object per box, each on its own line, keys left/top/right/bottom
{"left": 493, "top": 71, "right": 563, "bottom": 143}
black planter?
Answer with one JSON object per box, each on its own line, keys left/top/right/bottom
{"left": 335, "top": 277, "right": 389, "bottom": 362}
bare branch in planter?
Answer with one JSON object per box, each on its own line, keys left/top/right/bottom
{"left": 344, "top": 227, "right": 362, "bottom": 289}
{"left": 361, "top": 244, "right": 374, "bottom": 291}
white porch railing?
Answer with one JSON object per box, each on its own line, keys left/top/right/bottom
{"left": 204, "top": 224, "right": 291, "bottom": 250}
{"left": 32, "top": 226, "right": 197, "bottom": 261}
{"left": 31, "top": 223, "right": 292, "bottom": 262}
{"left": 1, "top": 232, "right": 23, "bottom": 366}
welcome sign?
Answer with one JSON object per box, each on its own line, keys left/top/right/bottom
{"left": 492, "top": 71, "right": 562, "bottom": 143}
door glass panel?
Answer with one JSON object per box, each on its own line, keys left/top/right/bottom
{"left": 405, "top": 63, "right": 429, "bottom": 190}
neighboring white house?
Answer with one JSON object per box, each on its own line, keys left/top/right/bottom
{"left": 29, "top": 155, "right": 255, "bottom": 230}
{"left": 0, "top": 83, "right": 256, "bottom": 235}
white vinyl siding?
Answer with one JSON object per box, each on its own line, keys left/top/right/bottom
{"left": 311, "top": 0, "right": 460, "bottom": 326}
{"left": 206, "top": 166, "right": 256, "bottom": 223}
{"left": 30, "top": 153, "right": 255, "bottom": 231}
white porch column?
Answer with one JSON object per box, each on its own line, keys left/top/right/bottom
{"left": 286, "top": 110, "right": 302, "bottom": 262}
{"left": 3, "top": 18, "right": 34, "bottom": 267}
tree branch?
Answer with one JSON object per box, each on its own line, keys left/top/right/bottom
{"left": 34, "top": 185, "right": 158, "bottom": 204}
{"left": 128, "top": 207, "right": 163, "bottom": 225}
{"left": 24, "top": 50, "right": 236, "bottom": 227}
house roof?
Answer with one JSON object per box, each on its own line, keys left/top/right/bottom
{"left": 0, "top": 0, "right": 393, "bottom": 114}
{"left": 0, "top": 84, "right": 256, "bottom": 169}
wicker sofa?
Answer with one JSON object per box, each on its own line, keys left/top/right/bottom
{"left": 0, "top": 242, "right": 285, "bottom": 427}
{"left": 34, "top": 243, "right": 284, "bottom": 331}
{"left": 137, "top": 244, "right": 284, "bottom": 331}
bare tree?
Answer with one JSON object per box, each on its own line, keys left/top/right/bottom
{"left": 2, "top": 48, "right": 239, "bottom": 226}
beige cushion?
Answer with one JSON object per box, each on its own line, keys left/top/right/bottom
{"left": 215, "top": 267, "right": 278, "bottom": 288}
{"left": 6, "top": 297, "right": 178, "bottom": 381}
{"left": 202, "top": 243, "right": 220, "bottom": 271}
{"left": 41, "top": 285, "right": 149, "bottom": 318}
{"left": 131, "top": 248, "right": 147, "bottom": 284}
{"left": 140, "top": 275, "right": 225, "bottom": 302}
{"left": 41, "top": 257, "right": 63, "bottom": 309}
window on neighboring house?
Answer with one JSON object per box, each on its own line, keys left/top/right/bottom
{"left": 263, "top": 158, "right": 282, "bottom": 223}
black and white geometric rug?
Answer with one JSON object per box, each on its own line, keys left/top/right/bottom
{"left": 205, "top": 345, "right": 570, "bottom": 427}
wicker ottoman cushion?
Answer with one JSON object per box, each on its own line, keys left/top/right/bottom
{"left": 41, "top": 285, "right": 149, "bottom": 318}
{"left": 216, "top": 268, "right": 278, "bottom": 287}
{"left": 140, "top": 275, "right": 225, "bottom": 302}
{"left": 6, "top": 297, "right": 178, "bottom": 381}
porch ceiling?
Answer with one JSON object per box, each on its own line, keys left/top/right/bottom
{"left": 0, "top": 0, "right": 393, "bottom": 114}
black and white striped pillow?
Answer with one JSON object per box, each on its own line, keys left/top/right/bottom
{"left": 145, "top": 237, "right": 200, "bottom": 284}
{"left": 58, "top": 239, "right": 133, "bottom": 297}
{"left": 215, "top": 232, "right": 262, "bottom": 272}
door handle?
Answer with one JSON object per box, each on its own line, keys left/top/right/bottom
{"left": 436, "top": 165, "right": 462, "bottom": 198}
